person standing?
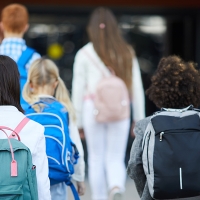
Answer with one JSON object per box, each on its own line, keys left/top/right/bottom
{"left": 72, "top": 7, "right": 145, "bottom": 200}
{"left": 0, "top": 4, "right": 41, "bottom": 108}
{"left": 127, "top": 56, "right": 200, "bottom": 200}
{"left": 23, "top": 58, "right": 85, "bottom": 200}
{"left": 0, "top": 55, "right": 51, "bottom": 200}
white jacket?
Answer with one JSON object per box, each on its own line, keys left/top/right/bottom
{"left": 69, "top": 120, "right": 85, "bottom": 182}
{"left": 72, "top": 42, "right": 145, "bottom": 128}
{"left": 0, "top": 106, "right": 51, "bottom": 200}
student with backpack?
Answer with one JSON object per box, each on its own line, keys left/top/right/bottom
{"left": 72, "top": 7, "right": 145, "bottom": 200}
{"left": 0, "top": 4, "right": 41, "bottom": 109}
{"left": 0, "top": 55, "right": 51, "bottom": 200}
{"left": 127, "top": 56, "right": 200, "bottom": 200}
{"left": 23, "top": 58, "right": 85, "bottom": 200}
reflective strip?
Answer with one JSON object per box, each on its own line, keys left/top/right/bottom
{"left": 44, "top": 125, "right": 65, "bottom": 165}
{"left": 26, "top": 113, "right": 69, "bottom": 172}
{"left": 180, "top": 168, "right": 183, "bottom": 190}
{"left": 48, "top": 156, "right": 60, "bottom": 165}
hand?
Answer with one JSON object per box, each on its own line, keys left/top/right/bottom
{"left": 78, "top": 128, "right": 85, "bottom": 140}
{"left": 76, "top": 181, "right": 85, "bottom": 196}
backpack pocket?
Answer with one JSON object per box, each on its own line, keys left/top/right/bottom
{"left": 27, "top": 166, "right": 38, "bottom": 200}
{"left": 0, "top": 184, "right": 23, "bottom": 200}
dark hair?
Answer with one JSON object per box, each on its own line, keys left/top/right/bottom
{"left": 0, "top": 55, "right": 23, "bottom": 113}
{"left": 146, "top": 56, "right": 200, "bottom": 109}
{"left": 87, "top": 7, "right": 134, "bottom": 94}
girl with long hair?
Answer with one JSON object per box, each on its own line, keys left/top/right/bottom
{"left": 0, "top": 55, "right": 51, "bottom": 200}
{"left": 72, "top": 7, "right": 145, "bottom": 200}
{"left": 23, "top": 58, "right": 85, "bottom": 200}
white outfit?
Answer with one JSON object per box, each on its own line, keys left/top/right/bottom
{"left": 72, "top": 42, "right": 145, "bottom": 129}
{"left": 0, "top": 106, "right": 51, "bottom": 200}
{"left": 72, "top": 43, "right": 145, "bottom": 200}
{"left": 83, "top": 100, "right": 130, "bottom": 200}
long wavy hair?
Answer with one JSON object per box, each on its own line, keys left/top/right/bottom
{"left": 87, "top": 7, "right": 134, "bottom": 93}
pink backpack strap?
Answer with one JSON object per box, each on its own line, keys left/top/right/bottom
{"left": 82, "top": 49, "right": 107, "bottom": 77}
{"left": 9, "top": 117, "right": 30, "bottom": 139}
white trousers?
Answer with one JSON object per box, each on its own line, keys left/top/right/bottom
{"left": 50, "top": 182, "right": 67, "bottom": 200}
{"left": 83, "top": 100, "right": 130, "bottom": 200}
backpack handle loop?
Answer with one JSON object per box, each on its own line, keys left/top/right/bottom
{"left": 0, "top": 127, "right": 18, "bottom": 176}
{"left": 0, "top": 126, "right": 21, "bottom": 141}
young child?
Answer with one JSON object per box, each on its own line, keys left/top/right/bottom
{"left": 0, "top": 4, "right": 41, "bottom": 108}
{"left": 23, "top": 58, "right": 85, "bottom": 200}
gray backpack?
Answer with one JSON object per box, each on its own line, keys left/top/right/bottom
{"left": 142, "top": 105, "right": 200, "bottom": 199}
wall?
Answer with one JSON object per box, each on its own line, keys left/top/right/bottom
{"left": 0, "top": 0, "right": 200, "bottom": 7}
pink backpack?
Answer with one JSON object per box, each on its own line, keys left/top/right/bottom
{"left": 83, "top": 49, "right": 130, "bottom": 123}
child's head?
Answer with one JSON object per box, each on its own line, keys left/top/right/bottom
{"left": 23, "top": 58, "right": 75, "bottom": 120}
{"left": 0, "top": 55, "right": 23, "bottom": 113}
{"left": 146, "top": 55, "right": 200, "bottom": 109}
{"left": 1, "top": 4, "right": 29, "bottom": 34}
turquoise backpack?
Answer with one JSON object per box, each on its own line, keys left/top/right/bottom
{"left": 0, "top": 117, "right": 38, "bottom": 200}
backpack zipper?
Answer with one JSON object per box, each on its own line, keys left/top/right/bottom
{"left": 158, "top": 129, "right": 199, "bottom": 142}
{"left": 160, "top": 132, "right": 164, "bottom": 141}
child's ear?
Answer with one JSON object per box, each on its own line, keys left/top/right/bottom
{"left": 23, "top": 24, "right": 29, "bottom": 33}
{"left": 29, "top": 82, "right": 35, "bottom": 92}
{"left": 54, "top": 81, "right": 59, "bottom": 89}
{"left": 0, "top": 22, "right": 4, "bottom": 31}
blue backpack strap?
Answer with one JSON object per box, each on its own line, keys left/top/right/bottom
{"left": 18, "top": 47, "right": 35, "bottom": 110}
{"left": 66, "top": 181, "right": 80, "bottom": 200}
{"left": 17, "top": 47, "right": 35, "bottom": 77}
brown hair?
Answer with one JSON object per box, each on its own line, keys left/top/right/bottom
{"left": 0, "top": 55, "right": 23, "bottom": 113}
{"left": 146, "top": 56, "right": 200, "bottom": 109}
{"left": 87, "top": 7, "right": 134, "bottom": 93}
{"left": 1, "top": 4, "right": 28, "bottom": 33}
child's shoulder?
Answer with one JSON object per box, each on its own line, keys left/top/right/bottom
{"left": 48, "top": 99, "right": 67, "bottom": 114}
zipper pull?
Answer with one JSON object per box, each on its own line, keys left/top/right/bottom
{"left": 160, "top": 132, "right": 164, "bottom": 141}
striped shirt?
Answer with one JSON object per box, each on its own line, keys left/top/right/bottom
{"left": 0, "top": 38, "right": 41, "bottom": 70}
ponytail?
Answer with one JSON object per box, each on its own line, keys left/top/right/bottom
{"left": 23, "top": 58, "right": 76, "bottom": 121}
{"left": 55, "top": 77, "right": 76, "bottom": 121}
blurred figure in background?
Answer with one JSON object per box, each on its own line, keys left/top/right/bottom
{"left": 0, "top": 4, "right": 40, "bottom": 108}
{"left": 72, "top": 7, "right": 145, "bottom": 200}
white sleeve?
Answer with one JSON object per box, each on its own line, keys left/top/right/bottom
{"left": 33, "top": 125, "right": 51, "bottom": 200}
{"left": 132, "top": 57, "right": 145, "bottom": 122}
{"left": 69, "top": 120, "right": 85, "bottom": 182}
{"left": 72, "top": 50, "right": 87, "bottom": 129}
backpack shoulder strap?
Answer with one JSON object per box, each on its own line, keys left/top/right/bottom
{"left": 82, "top": 49, "right": 107, "bottom": 77}
{"left": 17, "top": 47, "right": 35, "bottom": 72}
{"left": 67, "top": 181, "right": 80, "bottom": 200}
{"left": 9, "top": 117, "right": 30, "bottom": 139}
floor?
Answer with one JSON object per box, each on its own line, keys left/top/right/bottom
{"left": 68, "top": 177, "right": 140, "bottom": 200}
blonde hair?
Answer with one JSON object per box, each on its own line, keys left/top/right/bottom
{"left": 23, "top": 58, "right": 76, "bottom": 121}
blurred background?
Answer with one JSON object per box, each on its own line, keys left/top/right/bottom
{"left": 1, "top": 0, "right": 200, "bottom": 198}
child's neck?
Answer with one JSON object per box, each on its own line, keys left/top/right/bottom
{"left": 35, "top": 86, "right": 55, "bottom": 97}
{"left": 4, "top": 32, "right": 24, "bottom": 39}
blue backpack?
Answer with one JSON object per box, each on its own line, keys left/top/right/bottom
{"left": 17, "top": 47, "right": 35, "bottom": 110}
{"left": 25, "top": 99, "right": 80, "bottom": 200}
